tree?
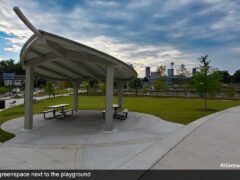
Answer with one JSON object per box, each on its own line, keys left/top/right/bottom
{"left": 129, "top": 78, "right": 142, "bottom": 96}
{"left": 58, "top": 81, "right": 71, "bottom": 96}
{"left": 225, "top": 83, "right": 235, "bottom": 99}
{"left": 193, "top": 55, "right": 223, "bottom": 110}
{"left": 92, "top": 82, "right": 99, "bottom": 92}
{"left": 82, "top": 81, "right": 89, "bottom": 95}
{"left": 232, "top": 70, "right": 240, "bottom": 83}
{"left": 44, "top": 80, "right": 54, "bottom": 99}
{"left": 143, "top": 77, "right": 149, "bottom": 83}
{"left": 153, "top": 78, "right": 168, "bottom": 92}
{"left": 98, "top": 81, "right": 106, "bottom": 95}
{"left": 177, "top": 64, "right": 191, "bottom": 96}
{"left": 0, "top": 59, "right": 25, "bottom": 86}
{"left": 156, "top": 65, "right": 166, "bottom": 77}
{"left": 217, "top": 70, "right": 231, "bottom": 83}
{"left": 142, "top": 83, "right": 148, "bottom": 96}
{"left": 153, "top": 80, "right": 161, "bottom": 92}
{"left": 89, "top": 80, "right": 98, "bottom": 88}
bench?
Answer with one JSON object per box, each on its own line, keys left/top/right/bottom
{"left": 62, "top": 109, "right": 73, "bottom": 117}
{"left": 102, "top": 110, "right": 105, "bottom": 118}
{"left": 102, "top": 110, "right": 113, "bottom": 118}
{"left": 102, "top": 109, "right": 128, "bottom": 120}
{"left": 42, "top": 109, "right": 54, "bottom": 119}
{"left": 119, "top": 109, "right": 128, "bottom": 120}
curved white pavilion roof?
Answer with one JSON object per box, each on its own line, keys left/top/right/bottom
{"left": 14, "top": 6, "right": 133, "bottom": 131}
{"left": 20, "top": 30, "right": 137, "bottom": 81}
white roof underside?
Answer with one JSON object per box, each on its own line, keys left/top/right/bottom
{"left": 20, "top": 30, "right": 137, "bottom": 81}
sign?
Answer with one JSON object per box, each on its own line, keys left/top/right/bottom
{"left": 2, "top": 73, "right": 15, "bottom": 80}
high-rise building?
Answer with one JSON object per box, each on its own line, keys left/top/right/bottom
{"left": 145, "top": 67, "right": 151, "bottom": 78}
{"left": 168, "top": 69, "right": 174, "bottom": 76}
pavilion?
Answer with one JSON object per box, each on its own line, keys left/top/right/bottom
{"left": 14, "top": 7, "right": 137, "bottom": 131}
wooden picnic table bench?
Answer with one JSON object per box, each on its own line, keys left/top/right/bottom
{"left": 42, "top": 104, "right": 73, "bottom": 119}
{"left": 102, "top": 107, "right": 128, "bottom": 120}
{"left": 42, "top": 109, "right": 55, "bottom": 119}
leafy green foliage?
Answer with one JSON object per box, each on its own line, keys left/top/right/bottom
{"left": 142, "top": 83, "right": 148, "bottom": 95}
{"left": 58, "top": 81, "right": 71, "bottom": 96}
{"left": 0, "top": 59, "right": 24, "bottom": 74}
{"left": 193, "top": 55, "right": 223, "bottom": 109}
{"left": 98, "top": 81, "right": 105, "bottom": 95}
{"left": 193, "top": 71, "right": 222, "bottom": 96}
{"left": 217, "top": 71, "right": 231, "bottom": 83}
{"left": 176, "top": 64, "right": 191, "bottom": 96}
{"left": 232, "top": 70, "right": 240, "bottom": 83}
{"left": 153, "top": 79, "right": 168, "bottom": 91}
{"left": 128, "top": 78, "right": 142, "bottom": 96}
{"left": 225, "top": 83, "right": 235, "bottom": 99}
{"left": 0, "top": 59, "right": 25, "bottom": 86}
{"left": 44, "top": 80, "right": 54, "bottom": 98}
{"left": 82, "top": 81, "right": 89, "bottom": 95}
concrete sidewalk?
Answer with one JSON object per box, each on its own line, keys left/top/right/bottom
{"left": 1, "top": 106, "right": 240, "bottom": 171}
{"left": 151, "top": 106, "right": 240, "bottom": 169}
{"left": 0, "top": 93, "right": 69, "bottom": 112}
{"left": 0, "top": 111, "right": 183, "bottom": 169}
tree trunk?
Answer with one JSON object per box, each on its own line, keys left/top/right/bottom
{"left": 204, "top": 91, "right": 207, "bottom": 110}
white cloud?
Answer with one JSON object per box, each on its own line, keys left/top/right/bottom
{"left": 4, "top": 44, "right": 21, "bottom": 53}
{"left": 0, "top": 0, "right": 201, "bottom": 77}
{"left": 127, "top": 0, "right": 153, "bottom": 9}
{"left": 78, "top": 35, "right": 199, "bottom": 76}
{"left": 0, "top": 0, "right": 239, "bottom": 76}
{"left": 88, "top": 0, "right": 120, "bottom": 7}
{"left": 232, "top": 47, "right": 240, "bottom": 53}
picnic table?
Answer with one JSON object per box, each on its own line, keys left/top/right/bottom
{"left": 42, "top": 104, "right": 73, "bottom": 119}
{"left": 113, "top": 104, "right": 120, "bottom": 116}
{"left": 102, "top": 104, "right": 128, "bottom": 120}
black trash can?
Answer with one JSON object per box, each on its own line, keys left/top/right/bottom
{"left": 0, "top": 100, "right": 5, "bottom": 109}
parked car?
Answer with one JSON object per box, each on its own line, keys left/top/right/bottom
{"left": 12, "top": 88, "right": 20, "bottom": 94}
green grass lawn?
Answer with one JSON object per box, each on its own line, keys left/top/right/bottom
{"left": 1, "top": 96, "right": 240, "bottom": 142}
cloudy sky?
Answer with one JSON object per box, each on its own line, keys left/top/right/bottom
{"left": 0, "top": 0, "right": 240, "bottom": 77}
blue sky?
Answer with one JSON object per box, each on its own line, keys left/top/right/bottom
{"left": 0, "top": 0, "right": 240, "bottom": 77}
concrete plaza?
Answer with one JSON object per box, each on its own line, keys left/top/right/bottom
{"left": 1, "top": 106, "right": 240, "bottom": 170}
{"left": 0, "top": 110, "right": 182, "bottom": 169}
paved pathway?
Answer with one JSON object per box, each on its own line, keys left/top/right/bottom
{"left": 0, "top": 94, "right": 69, "bottom": 112}
{"left": 151, "top": 106, "right": 240, "bottom": 169}
{"left": 0, "top": 111, "right": 183, "bottom": 169}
